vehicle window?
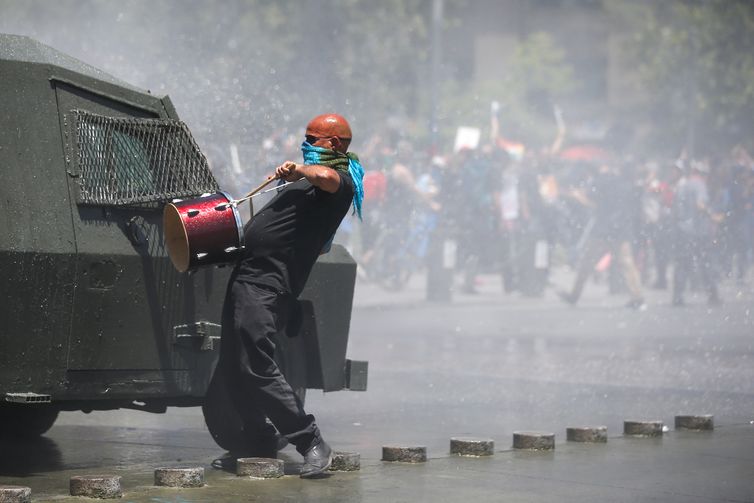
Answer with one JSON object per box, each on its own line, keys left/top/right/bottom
{"left": 71, "top": 110, "right": 218, "bottom": 207}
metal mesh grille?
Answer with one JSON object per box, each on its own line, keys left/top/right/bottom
{"left": 71, "top": 110, "right": 219, "bottom": 206}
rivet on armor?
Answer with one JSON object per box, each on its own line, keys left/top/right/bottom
{"left": 675, "top": 415, "right": 714, "bottom": 431}
{"left": 566, "top": 426, "right": 608, "bottom": 443}
{"left": 624, "top": 420, "right": 664, "bottom": 437}
{"left": 154, "top": 467, "right": 205, "bottom": 487}
{"left": 450, "top": 437, "right": 495, "bottom": 456}
{"left": 236, "top": 457, "right": 284, "bottom": 479}
{"left": 513, "top": 431, "right": 555, "bottom": 450}
{"left": 382, "top": 446, "right": 427, "bottom": 463}
{"left": 329, "top": 451, "right": 361, "bottom": 471}
{"left": 0, "top": 485, "right": 32, "bottom": 503}
{"left": 69, "top": 475, "right": 122, "bottom": 499}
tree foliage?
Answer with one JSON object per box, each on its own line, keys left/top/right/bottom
{"left": 437, "top": 31, "right": 575, "bottom": 148}
{"left": 608, "top": 0, "right": 754, "bottom": 154}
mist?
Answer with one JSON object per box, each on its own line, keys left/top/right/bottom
{"left": 2, "top": 0, "right": 753, "bottom": 405}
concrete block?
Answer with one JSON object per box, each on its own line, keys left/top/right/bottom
{"left": 154, "top": 467, "right": 205, "bottom": 487}
{"left": 0, "top": 486, "right": 31, "bottom": 503}
{"left": 329, "top": 451, "right": 361, "bottom": 471}
{"left": 382, "top": 446, "right": 427, "bottom": 463}
{"left": 513, "top": 431, "right": 555, "bottom": 450}
{"left": 69, "top": 475, "right": 122, "bottom": 499}
{"left": 236, "top": 457, "right": 284, "bottom": 479}
{"left": 566, "top": 426, "right": 608, "bottom": 443}
{"left": 675, "top": 415, "right": 714, "bottom": 431}
{"left": 624, "top": 420, "right": 663, "bottom": 437}
{"left": 449, "top": 437, "right": 495, "bottom": 456}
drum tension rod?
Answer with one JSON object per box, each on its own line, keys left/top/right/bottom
{"left": 214, "top": 202, "right": 235, "bottom": 211}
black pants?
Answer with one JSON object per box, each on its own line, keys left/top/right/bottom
{"left": 219, "top": 277, "right": 319, "bottom": 454}
{"left": 672, "top": 234, "right": 719, "bottom": 303}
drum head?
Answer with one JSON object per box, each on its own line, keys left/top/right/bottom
{"left": 163, "top": 203, "right": 190, "bottom": 272}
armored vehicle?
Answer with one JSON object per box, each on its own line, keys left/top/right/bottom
{"left": 0, "top": 34, "right": 366, "bottom": 448}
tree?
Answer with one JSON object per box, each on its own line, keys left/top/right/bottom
{"left": 435, "top": 31, "right": 575, "bottom": 149}
{"left": 608, "top": 0, "right": 754, "bottom": 155}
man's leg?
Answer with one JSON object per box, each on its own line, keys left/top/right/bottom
{"left": 562, "top": 238, "right": 605, "bottom": 303}
{"left": 617, "top": 241, "right": 645, "bottom": 307}
{"left": 230, "top": 281, "right": 332, "bottom": 476}
{"left": 694, "top": 239, "right": 721, "bottom": 305}
{"left": 672, "top": 235, "right": 691, "bottom": 305}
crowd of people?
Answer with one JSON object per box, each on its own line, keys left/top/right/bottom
{"left": 208, "top": 126, "right": 754, "bottom": 309}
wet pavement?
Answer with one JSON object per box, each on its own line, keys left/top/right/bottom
{"left": 2, "top": 268, "right": 754, "bottom": 501}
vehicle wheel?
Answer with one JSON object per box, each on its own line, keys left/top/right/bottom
{"left": 0, "top": 404, "right": 59, "bottom": 438}
{"left": 202, "top": 369, "right": 245, "bottom": 452}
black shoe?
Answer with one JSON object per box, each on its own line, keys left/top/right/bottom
{"left": 300, "top": 440, "right": 332, "bottom": 479}
{"left": 211, "top": 453, "right": 239, "bottom": 471}
{"left": 557, "top": 290, "right": 578, "bottom": 305}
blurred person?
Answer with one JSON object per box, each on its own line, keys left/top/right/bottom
{"left": 554, "top": 162, "right": 594, "bottom": 264}
{"left": 361, "top": 139, "right": 431, "bottom": 289}
{"left": 707, "top": 160, "right": 734, "bottom": 283}
{"left": 355, "top": 160, "right": 387, "bottom": 270}
{"left": 515, "top": 154, "right": 552, "bottom": 297}
{"left": 412, "top": 152, "right": 442, "bottom": 265}
{"left": 456, "top": 144, "right": 501, "bottom": 293}
{"left": 642, "top": 161, "right": 681, "bottom": 290}
{"left": 558, "top": 161, "right": 647, "bottom": 310}
{"left": 497, "top": 155, "right": 521, "bottom": 293}
{"left": 211, "top": 113, "right": 364, "bottom": 478}
{"left": 722, "top": 162, "right": 753, "bottom": 285}
{"left": 671, "top": 159, "right": 721, "bottom": 306}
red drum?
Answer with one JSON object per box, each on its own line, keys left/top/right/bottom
{"left": 163, "top": 192, "right": 244, "bottom": 272}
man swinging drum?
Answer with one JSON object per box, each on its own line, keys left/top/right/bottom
{"left": 210, "top": 113, "right": 364, "bottom": 478}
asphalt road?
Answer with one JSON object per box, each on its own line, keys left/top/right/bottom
{"left": 1, "top": 269, "right": 753, "bottom": 502}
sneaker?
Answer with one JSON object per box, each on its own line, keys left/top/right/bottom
{"left": 626, "top": 299, "right": 648, "bottom": 311}
{"left": 557, "top": 290, "right": 578, "bottom": 305}
{"left": 300, "top": 440, "right": 332, "bottom": 479}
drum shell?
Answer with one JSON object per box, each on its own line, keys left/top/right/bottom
{"left": 163, "top": 192, "right": 244, "bottom": 272}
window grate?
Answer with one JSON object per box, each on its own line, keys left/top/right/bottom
{"left": 70, "top": 110, "right": 219, "bottom": 206}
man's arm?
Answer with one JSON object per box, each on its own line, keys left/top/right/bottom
{"left": 275, "top": 161, "right": 341, "bottom": 193}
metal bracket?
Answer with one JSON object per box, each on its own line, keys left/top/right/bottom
{"left": 344, "top": 359, "right": 368, "bottom": 391}
{"left": 5, "top": 392, "right": 52, "bottom": 404}
{"left": 173, "top": 321, "right": 222, "bottom": 351}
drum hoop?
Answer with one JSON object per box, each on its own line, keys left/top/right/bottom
{"left": 163, "top": 202, "right": 190, "bottom": 272}
{"left": 219, "top": 190, "right": 245, "bottom": 250}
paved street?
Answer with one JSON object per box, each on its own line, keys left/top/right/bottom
{"left": 2, "top": 268, "right": 754, "bottom": 502}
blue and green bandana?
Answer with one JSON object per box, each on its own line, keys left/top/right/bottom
{"left": 301, "top": 142, "right": 364, "bottom": 220}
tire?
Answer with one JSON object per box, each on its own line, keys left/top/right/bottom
{"left": 0, "top": 404, "right": 59, "bottom": 438}
{"left": 202, "top": 368, "right": 245, "bottom": 451}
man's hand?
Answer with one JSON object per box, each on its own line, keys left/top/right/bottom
{"left": 275, "top": 161, "right": 303, "bottom": 182}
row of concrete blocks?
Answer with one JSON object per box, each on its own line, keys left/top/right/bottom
{"left": 0, "top": 451, "right": 362, "bottom": 502}
{"left": 383, "top": 415, "right": 714, "bottom": 462}
{"left": 0, "top": 415, "right": 712, "bottom": 501}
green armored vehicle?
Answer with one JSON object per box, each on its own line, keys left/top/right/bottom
{"left": 0, "top": 34, "right": 366, "bottom": 448}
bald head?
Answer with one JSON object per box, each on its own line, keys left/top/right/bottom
{"left": 305, "top": 113, "right": 352, "bottom": 153}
